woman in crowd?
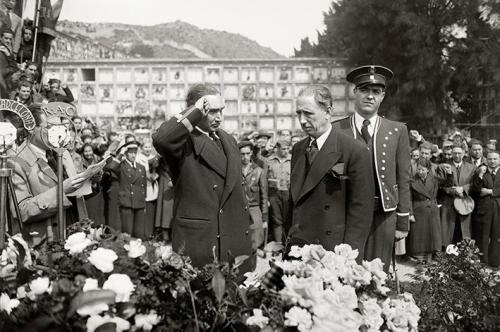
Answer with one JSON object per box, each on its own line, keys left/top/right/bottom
{"left": 81, "top": 143, "right": 105, "bottom": 226}
{"left": 408, "top": 158, "right": 453, "bottom": 263}
{"left": 136, "top": 140, "right": 158, "bottom": 238}
{"left": 154, "top": 156, "right": 174, "bottom": 242}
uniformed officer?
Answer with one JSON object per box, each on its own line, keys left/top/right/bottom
{"left": 106, "top": 141, "right": 147, "bottom": 238}
{"left": 332, "top": 65, "right": 411, "bottom": 272}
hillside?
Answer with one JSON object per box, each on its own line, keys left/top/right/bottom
{"left": 57, "top": 20, "right": 284, "bottom": 59}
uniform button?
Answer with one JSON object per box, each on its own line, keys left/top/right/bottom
{"left": 245, "top": 230, "right": 249, "bottom": 235}
{"left": 244, "top": 206, "right": 248, "bottom": 211}
{"left": 131, "top": 191, "right": 134, "bottom": 194}
{"left": 382, "top": 152, "right": 386, "bottom": 156}
{"left": 386, "top": 197, "right": 390, "bottom": 200}
{"left": 382, "top": 160, "right": 386, "bottom": 163}
{"left": 219, "top": 209, "right": 223, "bottom": 214}
{"left": 385, "top": 137, "right": 389, "bottom": 140}
{"left": 326, "top": 230, "right": 332, "bottom": 235}
{"left": 381, "top": 167, "right": 386, "bottom": 170}
{"left": 381, "top": 175, "right": 385, "bottom": 179}
{"left": 385, "top": 189, "right": 388, "bottom": 192}
{"left": 383, "top": 144, "right": 387, "bottom": 147}
{"left": 395, "top": 128, "right": 399, "bottom": 131}
{"left": 213, "top": 184, "right": 218, "bottom": 190}
{"left": 389, "top": 131, "right": 392, "bottom": 135}
{"left": 216, "top": 235, "right": 220, "bottom": 239}
{"left": 324, "top": 205, "right": 330, "bottom": 210}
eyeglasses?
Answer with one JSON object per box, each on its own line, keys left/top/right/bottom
{"left": 356, "top": 87, "right": 384, "bottom": 96}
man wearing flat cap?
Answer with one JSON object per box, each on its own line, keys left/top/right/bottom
{"left": 332, "top": 65, "right": 411, "bottom": 271}
{"left": 105, "top": 141, "right": 147, "bottom": 238}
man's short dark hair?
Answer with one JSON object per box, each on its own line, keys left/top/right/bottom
{"left": 186, "top": 84, "right": 219, "bottom": 108}
{"left": 419, "top": 141, "right": 433, "bottom": 151}
{"left": 297, "top": 85, "right": 333, "bottom": 112}
{"left": 469, "top": 138, "right": 483, "bottom": 148}
{"left": 0, "top": 28, "right": 13, "bottom": 37}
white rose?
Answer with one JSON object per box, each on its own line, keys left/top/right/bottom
{"left": 446, "top": 244, "right": 459, "bottom": 256}
{"left": 16, "top": 286, "right": 26, "bottom": 299}
{"left": 124, "top": 239, "right": 146, "bottom": 258}
{"left": 362, "top": 258, "right": 387, "bottom": 282}
{"left": 246, "top": 308, "right": 269, "bottom": 329}
{"left": 0, "top": 292, "right": 20, "bottom": 314}
{"left": 86, "top": 314, "right": 130, "bottom": 332}
{"left": 329, "top": 285, "right": 358, "bottom": 309}
{"left": 64, "top": 232, "right": 93, "bottom": 255}
{"left": 344, "top": 264, "right": 372, "bottom": 287}
{"left": 360, "top": 298, "right": 384, "bottom": 331}
{"left": 77, "top": 302, "right": 109, "bottom": 317}
{"left": 27, "top": 277, "right": 51, "bottom": 300}
{"left": 284, "top": 306, "right": 313, "bottom": 331}
{"left": 313, "top": 306, "right": 363, "bottom": 332}
{"left": 134, "top": 311, "right": 161, "bottom": 331}
{"left": 103, "top": 274, "right": 135, "bottom": 302}
{"left": 155, "top": 245, "right": 173, "bottom": 260}
{"left": 88, "top": 248, "right": 118, "bottom": 273}
{"left": 334, "top": 244, "right": 359, "bottom": 261}
{"left": 83, "top": 278, "right": 99, "bottom": 292}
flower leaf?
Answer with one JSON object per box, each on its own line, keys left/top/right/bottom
{"left": 211, "top": 269, "right": 226, "bottom": 303}
{"left": 67, "top": 289, "right": 117, "bottom": 318}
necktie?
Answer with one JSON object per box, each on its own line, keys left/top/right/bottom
{"left": 456, "top": 165, "right": 461, "bottom": 181}
{"left": 210, "top": 131, "right": 223, "bottom": 151}
{"left": 307, "top": 139, "right": 319, "bottom": 165}
{"left": 361, "top": 119, "right": 371, "bottom": 144}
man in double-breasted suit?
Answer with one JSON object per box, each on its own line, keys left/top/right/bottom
{"left": 471, "top": 151, "right": 500, "bottom": 267}
{"left": 332, "top": 65, "right": 411, "bottom": 271}
{"left": 440, "top": 144, "right": 475, "bottom": 245}
{"left": 153, "top": 84, "right": 253, "bottom": 271}
{"left": 106, "top": 141, "right": 147, "bottom": 238}
{"left": 288, "top": 85, "right": 374, "bottom": 260}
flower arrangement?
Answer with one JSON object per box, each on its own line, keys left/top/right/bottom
{"left": 417, "top": 241, "right": 500, "bottom": 331}
{"left": 242, "top": 244, "right": 420, "bottom": 332}
{"left": 0, "top": 221, "right": 421, "bottom": 331}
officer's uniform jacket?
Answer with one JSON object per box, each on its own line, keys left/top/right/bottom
{"left": 8, "top": 142, "right": 76, "bottom": 241}
{"left": 332, "top": 115, "right": 411, "bottom": 231}
{"left": 106, "top": 159, "right": 147, "bottom": 210}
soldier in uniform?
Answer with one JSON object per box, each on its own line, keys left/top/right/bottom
{"left": 332, "top": 65, "right": 411, "bottom": 271}
{"left": 106, "top": 141, "right": 147, "bottom": 238}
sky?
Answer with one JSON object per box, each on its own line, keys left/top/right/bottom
{"left": 25, "top": 0, "right": 333, "bottom": 57}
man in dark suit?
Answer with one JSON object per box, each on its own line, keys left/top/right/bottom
{"left": 464, "top": 139, "right": 487, "bottom": 169}
{"left": 288, "top": 85, "right": 374, "bottom": 260}
{"left": 471, "top": 151, "right": 500, "bottom": 267}
{"left": 332, "top": 65, "right": 411, "bottom": 271}
{"left": 153, "top": 84, "right": 253, "bottom": 271}
{"left": 106, "top": 142, "right": 147, "bottom": 238}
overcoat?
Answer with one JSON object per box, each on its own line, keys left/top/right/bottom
{"left": 471, "top": 170, "right": 500, "bottom": 267}
{"left": 288, "top": 129, "right": 374, "bottom": 260}
{"left": 153, "top": 107, "right": 253, "bottom": 270}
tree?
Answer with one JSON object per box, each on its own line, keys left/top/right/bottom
{"left": 297, "top": 0, "right": 500, "bottom": 136}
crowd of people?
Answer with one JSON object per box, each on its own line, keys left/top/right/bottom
{"left": 1, "top": 58, "right": 498, "bottom": 273}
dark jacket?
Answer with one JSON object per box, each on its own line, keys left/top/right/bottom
{"left": 288, "top": 129, "right": 374, "bottom": 259}
{"left": 152, "top": 107, "right": 253, "bottom": 269}
{"left": 242, "top": 162, "right": 268, "bottom": 215}
{"left": 106, "top": 159, "right": 147, "bottom": 209}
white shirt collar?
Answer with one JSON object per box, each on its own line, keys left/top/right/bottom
{"left": 313, "top": 124, "right": 332, "bottom": 150}
{"left": 196, "top": 126, "right": 219, "bottom": 140}
{"left": 354, "top": 112, "right": 378, "bottom": 136}
{"left": 125, "top": 158, "right": 136, "bottom": 168}
{"left": 454, "top": 162, "right": 462, "bottom": 168}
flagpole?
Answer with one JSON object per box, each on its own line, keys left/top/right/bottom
{"left": 31, "top": 0, "right": 41, "bottom": 62}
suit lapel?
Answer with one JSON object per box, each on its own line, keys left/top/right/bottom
{"left": 191, "top": 131, "right": 227, "bottom": 178}
{"left": 36, "top": 158, "right": 58, "bottom": 183}
{"left": 297, "top": 130, "right": 342, "bottom": 203}
{"left": 219, "top": 130, "right": 239, "bottom": 207}
{"left": 411, "top": 177, "right": 432, "bottom": 199}
{"left": 290, "top": 139, "right": 308, "bottom": 204}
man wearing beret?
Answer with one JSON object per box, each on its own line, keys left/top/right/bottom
{"left": 153, "top": 83, "right": 254, "bottom": 272}
{"left": 332, "top": 65, "right": 411, "bottom": 271}
{"left": 239, "top": 140, "right": 268, "bottom": 249}
{"left": 288, "top": 85, "right": 374, "bottom": 260}
{"left": 105, "top": 141, "right": 147, "bottom": 238}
